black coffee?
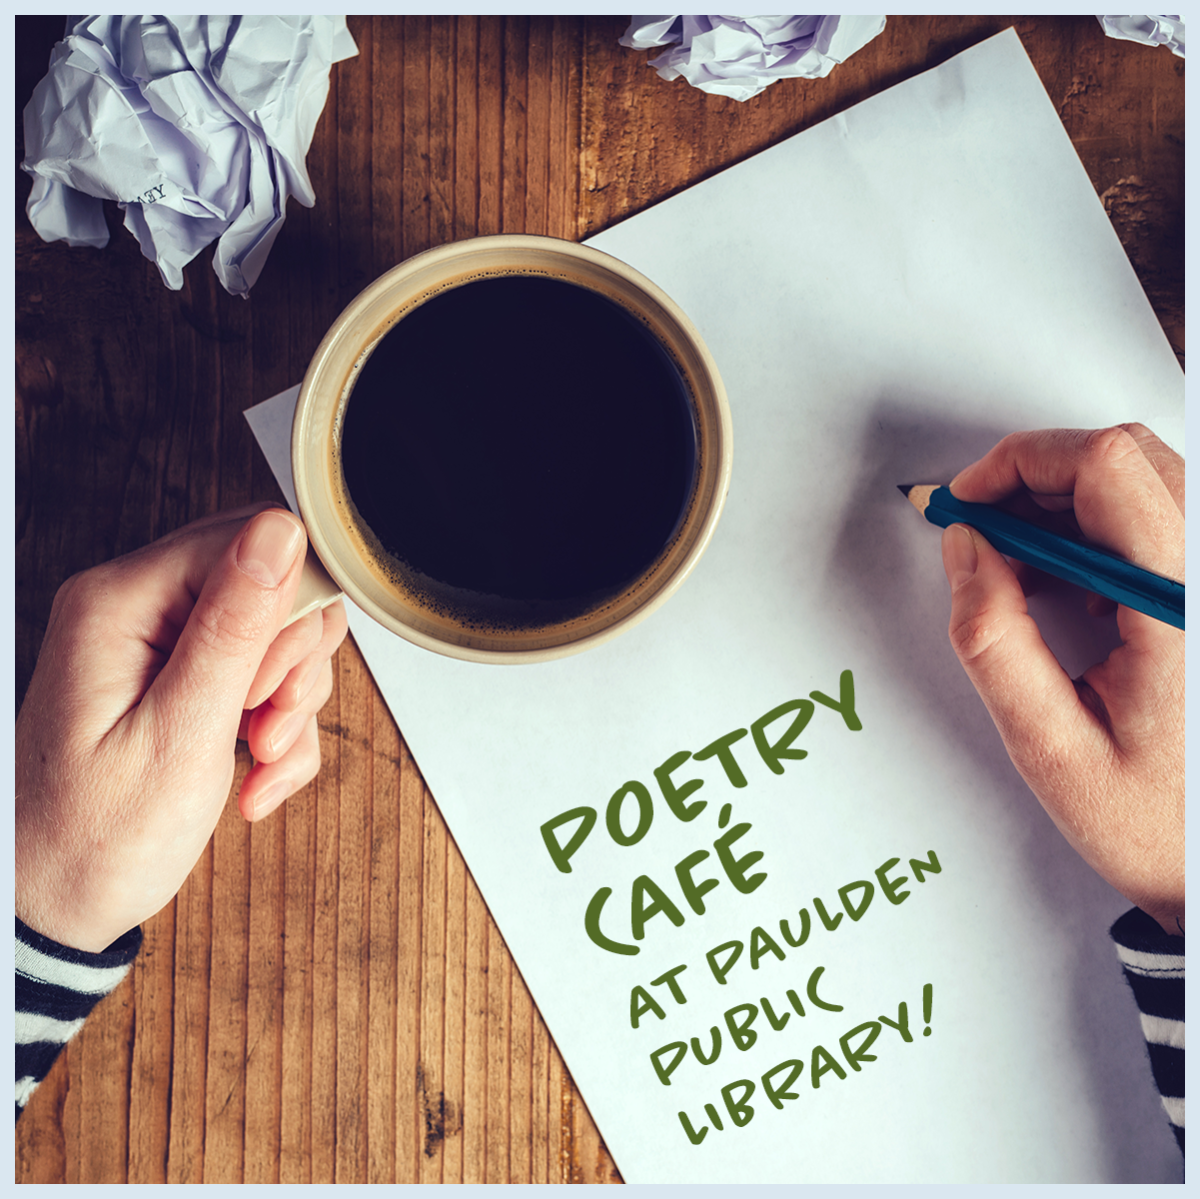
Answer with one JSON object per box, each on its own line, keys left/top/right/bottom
{"left": 339, "top": 273, "right": 698, "bottom": 627}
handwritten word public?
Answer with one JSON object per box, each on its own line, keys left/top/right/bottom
{"left": 650, "top": 967, "right": 846, "bottom": 1084}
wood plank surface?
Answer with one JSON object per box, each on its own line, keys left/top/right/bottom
{"left": 14, "top": 15, "right": 1182, "bottom": 1184}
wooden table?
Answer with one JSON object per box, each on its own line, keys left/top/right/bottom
{"left": 15, "top": 15, "right": 1183, "bottom": 1184}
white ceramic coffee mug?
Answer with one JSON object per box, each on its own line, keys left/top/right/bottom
{"left": 289, "top": 234, "right": 731, "bottom": 663}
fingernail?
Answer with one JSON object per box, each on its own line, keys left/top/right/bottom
{"left": 252, "top": 780, "right": 290, "bottom": 821}
{"left": 237, "top": 511, "right": 304, "bottom": 588}
{"left": 943, "top": 524, "right": 978, "bottom": 590}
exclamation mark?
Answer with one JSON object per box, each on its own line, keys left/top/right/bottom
{"left": 922, "top": 983, "right": 933, "bottom": 1036}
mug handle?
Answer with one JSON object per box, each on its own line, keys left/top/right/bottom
{"left": 285, "top": 544, "right": 344, "bottom": 627}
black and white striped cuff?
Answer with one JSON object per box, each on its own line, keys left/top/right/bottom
{"left": 1110, "top": 907, "right": 1184, "bottom": 1154}
{"left": 15, "top": 918, "right": 142, "bottom": 1119}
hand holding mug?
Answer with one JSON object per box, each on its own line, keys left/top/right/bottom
{"left": 16, "top": 506, "right": 348, "bottom": 953}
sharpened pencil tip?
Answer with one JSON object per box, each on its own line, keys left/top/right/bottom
{"left": 897, "top": 484, "right": 913, "bottom": 498}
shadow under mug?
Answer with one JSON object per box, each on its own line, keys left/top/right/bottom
{"left": 290, "top": 234, "right": 732, "bottom": 664}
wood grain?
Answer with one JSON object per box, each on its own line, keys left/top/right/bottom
{"left": 14, "top": 15, "right": 1182, "bottom": 1184}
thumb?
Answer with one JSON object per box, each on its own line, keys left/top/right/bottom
{"left": 941, "top": 523, "right": 1096, "bottom": 794}
{"left": 145, "top": 509, "right": 307, "bottom": 736}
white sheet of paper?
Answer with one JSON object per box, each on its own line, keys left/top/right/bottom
{"left": 246, "top": 30, "right": 1182, "bottom": 1182}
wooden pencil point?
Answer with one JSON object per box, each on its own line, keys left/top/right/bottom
{"left": 900, "top": 484, "right": 937, "bottom": 514}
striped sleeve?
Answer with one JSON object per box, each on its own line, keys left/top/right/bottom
{"left": 1110, "top": 906, "right": 1184, "bottom": 1155}
{"left": 15, "top": 917, "right": 142, "bottom": 1122}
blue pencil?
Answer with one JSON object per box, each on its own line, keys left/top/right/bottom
{"left": 899, "top": 484, "right": 1184, "bottom": 631}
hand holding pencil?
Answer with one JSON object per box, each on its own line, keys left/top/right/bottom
{"left": 936, "top": 425, "right": 1184, "bottom": 935}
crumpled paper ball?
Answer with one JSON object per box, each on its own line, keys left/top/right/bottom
{"left": 22, "top": 16, "right": 358, "bottom": 297}
{"left": 1097, "top": 15, "right": 1184, "bottom": 57}
{"left": 619, "top": 15, "right": 886, "bottom": 101}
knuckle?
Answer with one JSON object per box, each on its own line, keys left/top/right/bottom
{"left": 323, "top": 599, "right": 349, "bottom": 647}
{"left": 45, "top": 566, "right": 118, "bottom": 650}
{"left": 190, "top": 594, "right": 268, "bottom": 653}
{"left": 948, "top": 603, "right": 1009, "bottom": 666}
{"left": 288, "top": 609, "right": 324, "bottom": 657}
{"left": 50, "top": 565, "right": 105, "bottom": 619}
{"left": 272, "top": 674, "right": 304, "bottom": 712}
{"left": 1080, "top": 425, "right": 1141, "bottom": 473}
{"left": 262, "top": 621, "right": 322, "bottom": 700}
{"left": 993, "top": 430, "right": 1029, "bottom": 457}
{"left": 1118, "top": 422, "right": 1184, "bottom": 490}
{"left": 1116, "top": 420, "right": 1153, "bottom": 444}
{"left": 287, "top": 659, "right": 333, "bottom": 716}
